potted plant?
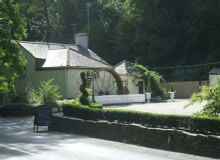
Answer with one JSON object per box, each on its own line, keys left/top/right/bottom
{"left": 168, "top": 83, "right": 176, "bottom": 101}
{"left": 146, "top": 80, "right": 151, "bottom": 103}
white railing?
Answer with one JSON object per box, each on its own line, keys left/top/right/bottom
{"left": 94, "top": 94, "right": 145, "bottom": 105}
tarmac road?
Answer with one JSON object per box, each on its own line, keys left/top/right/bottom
{"left": 0, "top": 117, "right": 215, "bottom": 160}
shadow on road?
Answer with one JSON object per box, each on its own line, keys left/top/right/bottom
{"left": 0, "top": 117, "right": 86, "bottom": 158}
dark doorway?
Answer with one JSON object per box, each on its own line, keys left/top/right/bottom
{"left": 138, "top": 81, "right": 144, "bottom": 94}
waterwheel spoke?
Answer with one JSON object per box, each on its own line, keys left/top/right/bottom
{"left": 95, "top": 77, "right": 101, "bottom": 93}
{"left": 99, "top": 71, "right": 107, "bottom": 91}
{"left": 109, "top": 87, "right": 116, "bottom": 93}
{"left": 105, "top": 80, "right": 115, "bottom": 91}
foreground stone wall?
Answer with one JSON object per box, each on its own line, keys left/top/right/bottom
{"left": 49, "top": 116, "right": 220, "bottom": 158}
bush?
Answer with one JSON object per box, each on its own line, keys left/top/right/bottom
{"left": 169, "top": 83, "right": 174, "bottom": 92}
{"left": 0, "top": 103, "right": 36, "bottom": 116}
{"left": 3, "top": 103, "right": 35, "bottom": 108}
{"left": 128, "top": 63, "right": 167, "bottom": 99}
{"left": 79, "top": 72, "right": 90, "bottom": 105}
{"left": 62, "top": 104, "right": 220, "bottom": 135}
{"left": 146, "top": 80, "right": 151, "bottom": 92}
{"left": 26, "top": 79, "right": 62, "bottom": 107}
{"left": 69, "top": 97, "right": 102, "bottom": 109}
{"left": 27, "top": 88, "right": 39, "bottom": 104}
{"left": 90, "top": 102, "right": 103, "bottom": 109}
{"left": 186, "top": 82, "right": 220, "bottom": 116}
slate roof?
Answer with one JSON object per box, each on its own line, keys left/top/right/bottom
{"left": 115, "top": 60, "right": 134, "bottom": 75}
{"left": 209, "top": 68, "right": 220, "bottom": 75}
{"left": 18, "top": 41, "right": 112, "bottom": 69}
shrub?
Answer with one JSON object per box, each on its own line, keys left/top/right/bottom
{"left": 62, "top": 104, "right": 220, "bottom": 135}
{"left": 79, "top": 72, "right": 90, "bottom": 105}
{"left": 146, "top": 80, "right": 151, "bottom": 92}
{"left": 3, "top": 103, "right": 35, "bottom": 108}
{"left": 185, "top": 82, "right": 220, "bottom": 116}
{"left": 27, "top": 88, "right": 39, "bottom": 105}
{"left": 38, "top": 79, "right": 62, "bottom": 106}
{"left": 128, "top": 63, "right": 167, "bottom": 99}
{"left": 90, "top": 102, "right": 103, "bottom": 109}
{"left": 169, "top": 83, "right": 175, "bottom": 92}
{"left": 26, "top": 79, "right": 62, "bottom": 107}
{"left": 69, "top": 97, "right": 102, "bottom": 109}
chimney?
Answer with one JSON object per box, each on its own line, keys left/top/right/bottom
{"left": 75, "top": 33, "right": 88, "bottom": 49}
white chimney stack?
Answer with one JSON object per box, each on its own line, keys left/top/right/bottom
{"left": 75, "top": 33, "right": 88, "bottom": 49}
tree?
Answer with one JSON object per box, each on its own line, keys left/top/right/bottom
{"left": 185, "top": 82, "right": 220, "bottom": 117}
{"left": 0, "top": 0, "right": 27, "bottom": 94}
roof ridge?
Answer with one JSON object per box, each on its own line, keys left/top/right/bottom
{"left": 115, "top": 60, "right": 127, "bottom": 68}
{"left": 18, "top": 40, "right": 76, "bottom": 47}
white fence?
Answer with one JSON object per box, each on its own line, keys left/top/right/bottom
{"left": 94, "top": 94, "right": 146, "bottom": 105}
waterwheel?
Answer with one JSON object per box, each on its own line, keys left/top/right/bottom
{"left": 87, "top": 69, "right": 124, "bottom": 96}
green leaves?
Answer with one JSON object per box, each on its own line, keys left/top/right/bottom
{"left": 27, "top": 79, "right": 62, "bottom": 106}
{"left": 129, "top": 63, "right": 167, "bottom": 99}
{"left": 146, "top": 80, "right": 151, "bottom": 93}
{"left": 79, "top": 72, "right": 90, "bottom": 105}
{"left": 0, "top": 0, "right": 27, "bottom": 94}
{"left": 186, "top": 82, "right": 220, "bottom": 116}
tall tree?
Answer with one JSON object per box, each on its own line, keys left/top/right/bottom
{"left": 0, "top": 0, "right": 27, "bottom": 94}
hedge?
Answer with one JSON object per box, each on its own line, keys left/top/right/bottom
{"left": 0, "top": 103, "right": 36, "bottom": 116}
{"left": 62, "top": 104, "right": 220, "bottom": 135}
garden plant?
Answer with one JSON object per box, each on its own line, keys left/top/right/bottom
{"left": 27, "top": 79, "right": 62, "bottom": 107}
{"left": 185, "top": 82, "right": 220, "bottom": 117}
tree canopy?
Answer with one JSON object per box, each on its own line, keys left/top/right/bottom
{"left": 18, "top": 0, "right": 220, "bottom": 81}
{"left": 0, "top": 0, "right": 27, "bottom": 94}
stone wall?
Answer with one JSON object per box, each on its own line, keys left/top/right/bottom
{"left": 49, "top": 116, "right": 220, "bottom": 158}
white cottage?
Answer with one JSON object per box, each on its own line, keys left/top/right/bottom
{"left": 16, "top": 33, "right": 143, "bottom": 100}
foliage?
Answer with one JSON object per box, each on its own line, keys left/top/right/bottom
{"left": 26, "top": 88, "right": 39, "bottom": 104}
{"left": 18, "top": 0, "right": 220, "bottom": 81}
{"left": 69, "top": 97, "right": 102, "bottom": 109}
{"left": 129, "top": 63, "right": 167, "bottom": 99}
{"left": 89, "top": 102, "right": 103, "bottom": 109}
{"left": 79, "top": 72, "right": 90, "bottom": 105}
{"left": 0, "top": 0, "right": 27, "bottom": 94}
{"left": 169, "top": 83, "right": 175, "bottom": 92}
{"left": 62, "top": 104, "right": 220, "bottom": 135}
{"left": 57, "top": 99, "right": 75, "bottom": 106}
{"left": 3, "top": 103, "right": 35, "bottom": 108}
{"left": 0, "top": 104, "right": 36, "bottom": 117}
{"left": 38, "top": 79, "right": 62, "bottom": 106}
{"left": 146, "top": 80, "right": 151, "bottom": 93}
{"left": 185, "top": 82, "right": 220, "bottom": 117}
{"left": 26, "top": 79, "right": 62, "bottom": 106}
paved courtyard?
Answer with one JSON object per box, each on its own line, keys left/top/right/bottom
{"left": 104, "top": 99, "right": 206, "bottom": 115}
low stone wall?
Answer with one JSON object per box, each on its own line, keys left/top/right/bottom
{"left": 49, "top": 116, "right": 220, "bottom": 158}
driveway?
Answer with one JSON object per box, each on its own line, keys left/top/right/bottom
{"left": 0, "top": 117, "right": 214, "bottom": 160}
{"left": 104, "top": 99, "right": 206, "bottom": 115}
